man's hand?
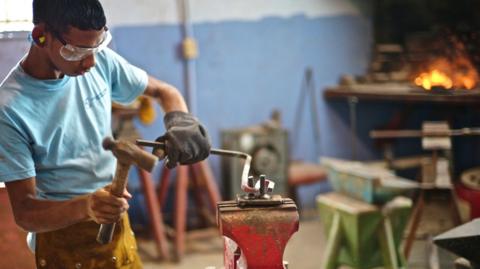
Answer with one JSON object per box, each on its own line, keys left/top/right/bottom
{"left": 86, "top": 185, "right": 131, "bottom": 224}
{"left": 154, "top": 111, "right": 211, "bottom": 169}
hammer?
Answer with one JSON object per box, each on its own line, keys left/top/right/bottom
{"left": 97, "top": 137, "right": 162, "bottom": 244}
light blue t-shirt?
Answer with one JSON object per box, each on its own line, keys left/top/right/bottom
{"left": 0, "top": 47, "right": 148, "bottom": 200}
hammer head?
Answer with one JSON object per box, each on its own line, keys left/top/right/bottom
{"left": 103, "top": 137, "right": 158, "bottom": 172}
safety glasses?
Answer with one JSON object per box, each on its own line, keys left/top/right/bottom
{"left": 52, "top": 27, "right": 112, "bottom": 62}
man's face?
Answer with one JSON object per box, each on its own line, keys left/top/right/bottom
{"left": 46, "top": 27, "right": 108, "bottom": 77}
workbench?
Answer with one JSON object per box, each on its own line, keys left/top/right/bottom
{"left": 324, "top": 84, "right": 480, "bottom": 104}
{"left": 323, "top": 83, "right": 480, "bottom": 164}
{"left": 317, "top": 192, "right": 412, "bottom": 269}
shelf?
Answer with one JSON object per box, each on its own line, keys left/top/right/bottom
{"left": 324, "top": 84, "right": 480, "bottom": 104}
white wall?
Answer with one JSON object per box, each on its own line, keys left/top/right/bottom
{"left": 100, "top": 0, "right": 360, "bottom": 27}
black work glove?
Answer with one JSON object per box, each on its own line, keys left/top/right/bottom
{"left": 155, "top": 111, "right": 211, "bottom": 169}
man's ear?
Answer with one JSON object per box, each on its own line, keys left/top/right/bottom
{"left": 31, "top": 25, "right": 46, "bottom": 46}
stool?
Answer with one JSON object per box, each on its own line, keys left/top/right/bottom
{"left": 157, "top": 160, "right": 221, "bottom": 261}
{"left": 288, "top": 161, "right": 327, "bottom": 205}
{"left": 317, "top": 192, "right": 411, "bottom": 269}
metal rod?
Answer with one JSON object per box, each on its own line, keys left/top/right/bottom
{"left": 179, "top": 0, "right": 197, "bottom": 114}
{"left": 136, "top": 139, "right": 254, "bottom": 193}
{"left": 348, "top": 96, "right": 359, "bottom": 160}
{"left": 370, "top": 128, "right": 480, "bottom": 139}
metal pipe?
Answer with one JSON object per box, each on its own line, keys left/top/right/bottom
{"left": 136, "top": 139, "right": 254, "bottom": 193}
{"left": 179, "top": 0, "right": 197, "bottom": 114}
{"left": 370, "top": 128, "right": 480, "bottom": 139}
{"left": 348, "top": 96, "right": 359, "bottom": 160}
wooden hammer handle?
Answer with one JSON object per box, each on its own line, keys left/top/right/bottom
{"left": 97, "top": 162, "right": 131, "bottom": 244}
{"left": 97, "top": 137, "right": 161, "bottom": 244}
{"left": 110, "top": 162, "right": 131, "bottom": 196}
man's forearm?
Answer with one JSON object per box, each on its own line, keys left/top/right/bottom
{"left": 144, "top": 76, "right": 188, "bottom": 113}
{"left": 11, "top": 194, "right": 90, "bottom": 233}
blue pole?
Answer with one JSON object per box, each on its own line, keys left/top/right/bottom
{"left": 179, "top": 0, "right": 198, "bottom": 115}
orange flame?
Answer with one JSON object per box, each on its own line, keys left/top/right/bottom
{"left": 414, "top": 69, "right": 453, "bottom": 90}
{"left": 413, "top": 37, "right": 479, "bottom": 90}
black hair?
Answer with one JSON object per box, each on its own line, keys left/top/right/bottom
{"left": 33, "top": 0, "right": 106, "bottom": 34}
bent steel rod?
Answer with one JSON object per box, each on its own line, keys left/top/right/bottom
{"left": 136, "top": 139, "right": 253, "bottom": 193}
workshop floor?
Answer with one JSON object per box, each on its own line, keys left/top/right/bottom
{"left": 137, "top": 216, "right": 456, "bottom": 269}
{"left": 138, "top": 217, "right": 325, "bottom": 269}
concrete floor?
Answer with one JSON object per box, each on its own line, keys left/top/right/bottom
{"left": 137, "top": 201, "right": 459, "bottom": 269}
{"left": 138, "top": 218, "right": 325, "bottom": 269}
{"left": 137, "top": 223, "right": 456, "bottom": 269}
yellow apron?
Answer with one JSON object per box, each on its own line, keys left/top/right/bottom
{"left": 35, "top": 214, "right": 143, "bottom": 269}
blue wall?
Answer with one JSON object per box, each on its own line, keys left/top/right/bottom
{"left": 111, "top": 14, "right": 373, "bottom": 216}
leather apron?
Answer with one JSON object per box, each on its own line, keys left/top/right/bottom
{"left": 35, "top": 215, "right": 142, "bottom": 269}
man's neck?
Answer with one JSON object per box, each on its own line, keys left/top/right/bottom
{"left": 21, "top": 46, "right": 64, "bottom": 80}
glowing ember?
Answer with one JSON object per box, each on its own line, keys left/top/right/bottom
{"left": 413, "top": 37, "right": 479, "bottom": 91}
{"left": 415, "top": 69, "right": 453, "bottom": 90}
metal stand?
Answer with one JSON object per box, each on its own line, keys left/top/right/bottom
{"left": 157, "top": 161, "right": 221, "bottom": 261}
{"left": 348, "top": 96, "right": 359, "bottom": 160}
{"left": 136, "top": 166, "right": 170, "bottom": 260}
{"left": 293, "top": 67, "right": 322, "bottom": 158}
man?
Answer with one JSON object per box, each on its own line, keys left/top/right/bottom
{"left": 0, "top": 0, "right": 210, "bottom": 268}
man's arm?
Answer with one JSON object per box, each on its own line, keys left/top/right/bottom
{"left": 140, "top": 75, "right": 211, "bottom": 168}
{"left": 5, "top": 177, "right": 130, "bottom": 233}
{"left": 143, "top": 76, "right": 188, "bottom": 113}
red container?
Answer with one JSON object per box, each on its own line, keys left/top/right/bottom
{"left": 455, "top": 183, "right": 480, "bottom": 220}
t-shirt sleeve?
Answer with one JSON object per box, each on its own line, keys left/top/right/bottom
{"left": 102, "top": 48, "right": 149, "bottom": 105}
{"left": 0, "top": 114, "right": 35, "bottom": 182}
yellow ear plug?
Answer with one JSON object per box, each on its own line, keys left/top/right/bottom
{"left": 138, "top": 96, "right": 156, "bottom": 125}
{"left": 38, "top": 36, "right": 46, "bottom": 44}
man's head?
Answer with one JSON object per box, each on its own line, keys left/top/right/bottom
{"left": 33, "top": 0, "right": 106, "bottom": 34}
{"left": 30, "top": 0, "right": 109, "bottom": 77}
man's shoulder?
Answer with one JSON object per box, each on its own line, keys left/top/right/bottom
{"left": 0, "top": 65, "right": 23, "bottom": 110}
{"left": 96, "top": 47, "right": 122, "bottom": 66}
{"left": 1, "top": 64, "right": 22, "bottom": 89}
{"left": 92, "top": 47, "right": 123, "bottom": 78}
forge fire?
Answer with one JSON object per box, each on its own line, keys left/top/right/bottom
{"left": 413, "top": 37, "right": 479, "bottom": 91}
